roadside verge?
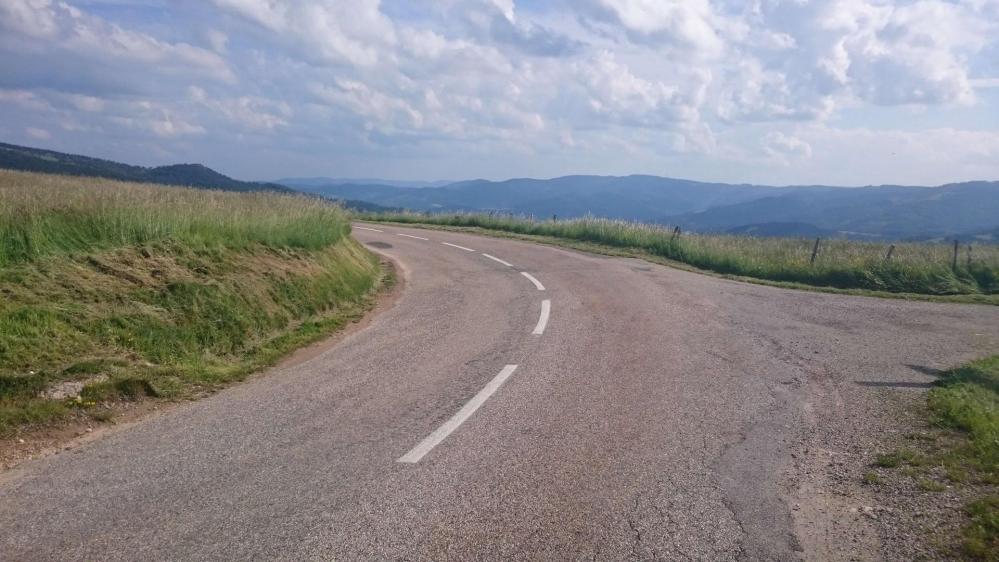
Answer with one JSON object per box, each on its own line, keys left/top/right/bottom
{"left": 357, "top": 220, "right": 999, "bottom": 306}
{"left": 0, "top": 170, "right": 398, "bottom": 469}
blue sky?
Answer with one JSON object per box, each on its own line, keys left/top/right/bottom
{"left": 2, "top": 0, "right": 998, "bottom": 186}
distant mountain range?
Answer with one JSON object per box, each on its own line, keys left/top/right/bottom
{"left": 671, "top": 183, "right": 999, "bottom": 241}
{"left": 0, "top": 141, "right": 291, "bottom": 193}
{"left": 3, "top": 141, "right": 997, "bottom": 241}
{"left": 277, "top": 177, "right": 452, "bottom": 189}
{"left": 302, "top": 176, "right": 999, "bottom": 241}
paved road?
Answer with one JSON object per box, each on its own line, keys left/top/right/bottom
{"left": 2, "top": 225, "right": 997, "bottom": 561}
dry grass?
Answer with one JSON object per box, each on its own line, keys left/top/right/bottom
{"left": 0, "top": 169, "right": 348, "bottom": 266}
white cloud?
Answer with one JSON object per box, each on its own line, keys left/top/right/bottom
{"left": 576, "top": 51, "right": 702, "bottom": 127}
{"left": 763, "top": 131, "right": 812, "bottom": 163}
{"left": 488, "top": 0, "right": 516, "bottom": 23}
{"left": 312, "top": 80, "right": 424, "bottom": 131}
{"left": 188, "top": 86, "right": 290, "bottom": 130}
{"left": 0, "top": 0, "right": 60, "bottom": 39}
{"left": 0, "top": 0, "right": 997, "bottom": 184}
{"left": 970, "top": 78, "right": 999, "bottom": 89}
{"left": 25, "top": 126, "right": 51, "bottom": 140}
{"left": 111, "top": 112, "right": 205, "bottom": 138}
{"left": 205, "top": 29, "right": 229, "bottom": 53}
{"left": 787, "top": 125, "right": 999, "bottom": 185}
{"left": 595, "top": 0, "right": 725, "bottom": 57}
{"left": 811, "top": 0, "right": 994, "bottom": 105}
{"left": 211, "top": 0, "right": 285, "bottom": 30}
{"left": 0, "top": 89, "right": 52, "bottom": 111}
{"left": 212, "top": 0, "right": 395, "bottom": 66}
{"left": 68, "top": 94, "right": 105, "bottom": 112}
{"left": 1, "top": 0, "right": 231, "bottom": 77}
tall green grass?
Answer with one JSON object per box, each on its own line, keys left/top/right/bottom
{"left": 0, "top": 169, "right": 349, "bottom": 266}
{"left": 361, "top": 211, "right": 999, "bottom": 296}
{"left": 0, "top": 170, "right": 382, "bottom": 433}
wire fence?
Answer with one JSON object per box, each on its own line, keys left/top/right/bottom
{"left": 359, "top": 211, "right": 999, "bottom": 296}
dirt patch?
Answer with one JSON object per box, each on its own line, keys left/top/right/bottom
{"left": 790, "top": 365, "right": 884, "bottom": 561}
{"left": 793, "top": 448, "right": 882, "bottom": 561}
{"left": 790, "top": 372, "right": 988, "bottom": 561}
{"left": 0, "top": 399, "right": 168, "bottom": 474}
{"left": 39, "top": 375, "right": 109, "bottom": 400}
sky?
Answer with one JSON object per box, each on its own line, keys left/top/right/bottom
{"left": 1, "top": 0, "right": 999, "bottom": 186}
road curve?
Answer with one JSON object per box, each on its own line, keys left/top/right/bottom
{"left": 1, "top": 224, "right": 997, "bottom": 561}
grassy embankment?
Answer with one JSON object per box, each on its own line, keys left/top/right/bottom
{"left": 0, "top": 170, "right": 385, "bottom": 433}
{"left": 359, "top": 212, "right": 999, "bottom": 300}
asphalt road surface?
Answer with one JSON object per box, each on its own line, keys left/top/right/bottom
{"left": 2, "top": 225, "right": 997, "bottom": 561}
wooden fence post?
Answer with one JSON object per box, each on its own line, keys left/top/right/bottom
{"left": 967, "top": 244, "right": 972, "bottom": 269}
{"left": 810, "top": 237, "right": 821, "bottom": 265}
{"left": 671, "top": 226, "right": 681, "bottom": 242}
{"left": 952, "top": 239, "right": 959, "bottom": 271}
{"left": 884, "top": 244, "right": 895, "bottom": 261}
{"left": 552, "top": 214, "right": 557, "bottom": 222}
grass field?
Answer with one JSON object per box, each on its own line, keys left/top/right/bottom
{"left": 359, "top": 212, "right": 999, "bottom": 297}
{"left": 0, "top": 170, "right": 384, "bottom": 433}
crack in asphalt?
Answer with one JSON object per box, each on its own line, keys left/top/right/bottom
{"left": 626, "top": 496, "right": 644, "bottom": 561}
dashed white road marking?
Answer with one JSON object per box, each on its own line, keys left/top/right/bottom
{"left": 354, "top": 226, "right": 383, "bottom": 232}
{"left": 441, "top": 242, "right": 475, "bottom": 252}
{"left": 397, "top": 233, "right": 430, "bottom": 241}
{"left": 520, "top": 272, "right": 546, "bottom": 291}
{"left": 482, "top": 253, "right": 513, "bottom": 267}
{"left": 398, "top": 365, "right": 519, "bottom": 464}
{"left": 533, "top": 299, "right": 551, "bottom": 335}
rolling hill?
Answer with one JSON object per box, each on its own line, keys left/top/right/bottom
{"left": 671, "top": 182, "right": 999, "bottom": 240}
{"left": 5, "top": 141, "right": 997, "bottom": 240}
{"left": 304, "top": 175, "right": 785, "bottom": 222}
{"left": 306, "top": 176, "right": 999, "bottom": 240}
{"left": 0, "top": 142, "right": 291, "bottom": 193}
{"left": 278, "top": 177, "right": 452, "bottom": 189}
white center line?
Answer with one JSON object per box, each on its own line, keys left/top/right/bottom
{"left": 441, "top": 242, "right": 475, "bottom": 252}
{"left": 520, "top": 272, "right": 546, "bottom": 291}
{"left": 354, "top": 226, "right": 383, "bottom": 232}
{"left": 533, "top": 299, "right": 551, "bottom": 335}
{"left": 397, "top": 233, "right": 429, "bottom": 241}
{"left": 482, "top": 253, "right": 513, "bottom": 267}
{"left": 398, "top": 365, "right": 519, "bottom": 464}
